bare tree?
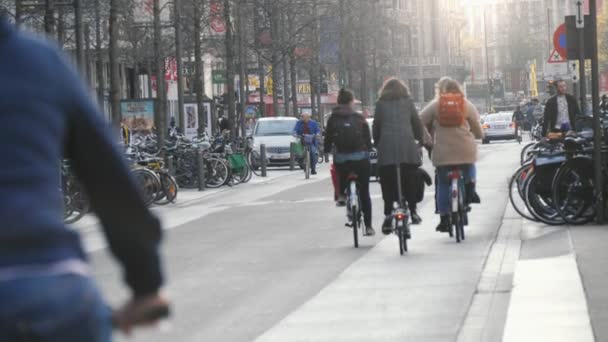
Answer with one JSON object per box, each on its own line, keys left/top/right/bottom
{"left": 224, "top": 0, "right": 236, "bottom": 136}
{"left": 108, "top": 0, "right": 121, "bottom": 126}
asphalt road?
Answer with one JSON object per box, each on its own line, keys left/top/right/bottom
{"left": 90, "top": 140, "right": 523, "bottom": 342}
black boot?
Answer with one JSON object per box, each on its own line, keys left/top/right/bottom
{"left": 435, "top": 215, "right": 450, "bottom": 233}
{"left": 466, "top": 182, "right": 481, "bottom": 204}
{"left": 382, "top": 215, "right": 393, "bottom": 235}
{"left": 410, "top": 210, "right": 422, "bottom": 225}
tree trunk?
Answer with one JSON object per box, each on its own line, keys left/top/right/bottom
{"left": 174, "top": 0, "right": 185, "bottom": 132}
{"left": 281, "top": 12, "right": 290, "bottom": 116}
{"left": 45, "top": 0, "right": 55, "bottom": 36}
{"left": 84, "top": 23, "right": 92, "bottom": 82}
{"left": 288, "top": 11, "right": 298, "bottom": 116}
{"left": 224, "top": 0, "right": 236, "bottom": 136}
{"left": 154, "top": 0, "right": 167, "bottom": 146}
{"left": 134, "top": 62, "right": 141, "bottom": 99}
{"left": 56, "top": 10, "right": 64, "bottom": 48}
{"left": 194, "top": 0, "right": 206, "bottom": 135}
{"left": 254, "top": 0, "right": 265, "bottom": 117}
{"left": 95, "top": 0, "right": 105, "bottom": 112}
{"left": 109, "top": 0, "right": 121, "bottom": 126}
{"left": 236, "top": 0, "right": 247, "bottom": 137}
{"left": 268, "top": 0, "right": 280, "bottom": 116}
{"left": 15, "top": 0, "right": 22, "bottom": 26}
{"left": 74, "top": 0, "right": 84, "bottom": 71}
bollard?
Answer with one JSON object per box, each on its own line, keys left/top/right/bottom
{"left": 167, "top": 155, "right": 176, "bottom": 176}
{"left": 324, "top": 151, "right": 329, "bottom": 163}
{"left": 289, "top": 142, "right": 296, "bottom": 171}
{"left": 260, "top": 144, "right": 268, "bottom": 177}
{"left": 197, "top": 151, "right": 206, "bottom": 191}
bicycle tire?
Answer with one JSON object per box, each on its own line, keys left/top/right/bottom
{"left": 246, "top": 150, "right": 262, "bottom": 176}
{"left": 453, "top": 213, "right": 461, "bottom": 243}
{"left": 552, "top": 162, "right": 596, "bottom": 225}
{"left": 131, "top": 168, "right": 160, "bottom": 206}
{"left": 205, "top": 157, "right": 230, "bottom": 188}
{"left": 398, "top": 228, "right": 404, "bottom": 255}
{"left": 525, "top": 173, "right": 565, "bottom": 225}
{"left": 520, "top": 142, "right": 536, "bottom": 165}
{"left": 155, "top": 173, "right": 179, "bottom": 205}
{"left": 401, "top": 223, "right": 408, "bottom": 253}
{"left": 508, "top": 164, "right": 538, "bottom": 221}
{"left": 305, "top": 148, "right": 311, "bottom": 179}
{"left": 352, "top": 205, "right": 359, "bottom": 248}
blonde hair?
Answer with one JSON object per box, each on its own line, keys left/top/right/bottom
{"left": 435, "top": 77, "right": 464, "bottom": 98}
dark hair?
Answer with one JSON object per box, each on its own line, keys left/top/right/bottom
{"left": 337, "top": 88, "right": 354, "bottom": 105}
{"left": 379, "top": 77, "right": 410, "bottom": 101}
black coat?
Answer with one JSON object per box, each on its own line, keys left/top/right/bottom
{"left": 542, "top": 94, "right": 580, "bottom": 135}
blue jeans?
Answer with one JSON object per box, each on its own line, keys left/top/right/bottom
{"left": 436, "top": 164, "right": 476, "bottom": 215}
{"left": 0, "top": 274, "right": 112, "bottom": 342}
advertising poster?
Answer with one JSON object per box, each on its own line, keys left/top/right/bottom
{"left": 120, "top": 100, "right": 155, "bottom": 134}
{"left": 184, "top": 103, "right": 199, "bottom": 139}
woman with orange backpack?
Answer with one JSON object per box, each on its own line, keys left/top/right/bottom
{"left": 420, "top": 77, "right": 484, "bottom": 233}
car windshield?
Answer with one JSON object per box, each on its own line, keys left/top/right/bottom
{"left": 254, "top": 120, "right": 296, "bottom": 136}
{"left": 486, "top": 114, "right": 512, "bottom": 122}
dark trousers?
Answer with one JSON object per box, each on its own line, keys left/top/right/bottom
{"left": 379, "top": 163, "right": 419, "bottom": 216}
{"left": 336, "top": 160, "right": 372, "bottom": 227}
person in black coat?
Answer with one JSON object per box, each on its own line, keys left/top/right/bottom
{"left": 542, "top": 80, "right": 581, "bottom": 136}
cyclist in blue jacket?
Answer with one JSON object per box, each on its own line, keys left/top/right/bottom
{"left": 293, "top": 112, "right": 321, "bottom": 175}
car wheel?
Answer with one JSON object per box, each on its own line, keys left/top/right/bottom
{"left": 482, "top": 138, "right": 490, "bottom": 144}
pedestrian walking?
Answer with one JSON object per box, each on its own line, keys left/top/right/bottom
{"left": 542, "top": 79, "right": 581, "bottom": 136}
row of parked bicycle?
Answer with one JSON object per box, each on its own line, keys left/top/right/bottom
{"left": 62, "top": 132, "right": 266, "bottom": 224}
{"left": 509, "top": 116, "right": 605, "bottom": 225}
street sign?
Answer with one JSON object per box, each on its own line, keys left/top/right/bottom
{"left": 553, "top": 24, "right": 568, "bottom": 59}
{"left": 571, "top": 61, "right": 579, "bottom": 82}
{"left": 574, "top": 0, "right": 586, "bottom": 28}
{"left": 545, "top": 62, "right": 570, "bottom": 79}
{"left": 547, "top": 49, "right": 566, "bottom": 63}
{"left": 212, "top": 70, "right": 226, "bottom": 84}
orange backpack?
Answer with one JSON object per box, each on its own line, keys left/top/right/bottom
{"left": 438, "top": 93, "right": 466, "bottom": 127}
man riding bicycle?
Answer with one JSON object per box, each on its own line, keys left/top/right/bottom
{"left": 324, "top": 89, "right": 375, "bottom": 236}
{"left": 293, "top": 112, "right": 321, "bottom": 175}
{"left": 420, "top": 77, "right": 484, "bottom": 233}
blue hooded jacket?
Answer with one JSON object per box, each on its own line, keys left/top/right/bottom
{"left": 0, "top": 20, "right": 163, "bottom": 296}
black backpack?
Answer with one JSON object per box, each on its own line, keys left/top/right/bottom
{"left": 332, "top": 114, "right": 362, "bottom": 152}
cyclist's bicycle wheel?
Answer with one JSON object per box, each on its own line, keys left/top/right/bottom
{"left": 304, "top": 147, "right": 311, "bottom": 179}
{"left": 398, "top": 225, "right": 408, "bottom": 254}
{"left": 352, "top": 204, "right": 359, "bottom": 248}
{"left": 509, "top": 163, "right": 537, "bottom": 221}
{"left": 453, "top": 211, "right": 465, "bottom": 243}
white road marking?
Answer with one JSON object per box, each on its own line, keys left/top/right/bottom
{"left": 502, "top": 253, "right": 594, "bottom": 342}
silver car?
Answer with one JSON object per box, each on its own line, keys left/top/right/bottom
{"left": 251, "top": 117, "right": 299, "bottom": 166}
{"left": 481, "top": 112, "right": 516, "bottom": 144}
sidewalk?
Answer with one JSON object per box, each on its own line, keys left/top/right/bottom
{"left": 458, "top": 204, "right": 597, "bottom": 342}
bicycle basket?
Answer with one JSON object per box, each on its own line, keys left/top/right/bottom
{"left": 228, "top": 153, "right": 247, "bottom": 172}
{"left": 303, "top": 134, "right": 315, "bottom": 145}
